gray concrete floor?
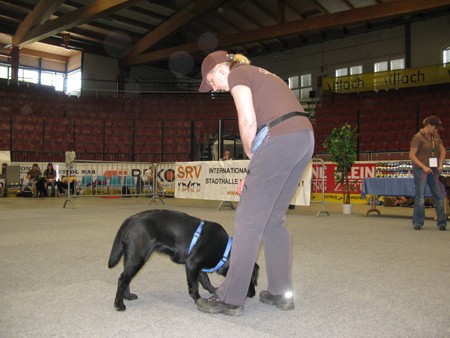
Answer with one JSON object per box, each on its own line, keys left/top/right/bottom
{"left": 1, "top": 196, "right": 449, "bottom": 337}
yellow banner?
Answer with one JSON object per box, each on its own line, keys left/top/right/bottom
{"left": 311, "top": 193, "right": 368, "bottom": 204}
{"left": 322, "top": 64, "right": 450, "bottom": 94}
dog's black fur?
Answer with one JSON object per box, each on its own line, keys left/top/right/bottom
{"left": 35, "top": 177, "right": 48, "bottom": 197}
{"left": 439, "top": 175, "right": 450, "bottom": 197}
{"left": 439, "top": 176, "right": 450, "bottom": 209}
{"left": 108, "top": 209, "right": 259, "bottom": 311}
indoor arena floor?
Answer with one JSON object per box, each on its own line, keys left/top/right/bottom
{"left": 1, "top": 196, "right": 449, "bottom": 338}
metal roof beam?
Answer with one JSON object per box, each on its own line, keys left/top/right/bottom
{"left": 122, "top": 0, "right": 450, "bottom": 66}
{"left": 13, "top": 0, "right": 142, "bottom": 47}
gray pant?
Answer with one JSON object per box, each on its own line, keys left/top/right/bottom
{"left": 216, "top": 130, "right": 314, "bottom": 306}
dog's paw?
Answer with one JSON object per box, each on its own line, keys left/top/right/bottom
{"left": 191, "top": 293, "right": 202, "bottom": 302}
{"left": 247, "top": 287, "right": 256, "bottom": 298}
{"left": 124, "top": 292, "right": 138, "bottom": 301}
{"left": 114, "top": 302, "right": 127, "bottom": 311}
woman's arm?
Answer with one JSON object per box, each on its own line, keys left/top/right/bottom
{"left": 439, "top": 142, "right": 446, "bottom": 172}
{"left": 230, "top": 85, "right": 257, "bottom": 159}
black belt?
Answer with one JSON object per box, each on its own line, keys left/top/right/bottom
{"left": 256, "top": 111, "right": 309, "bottom": 135}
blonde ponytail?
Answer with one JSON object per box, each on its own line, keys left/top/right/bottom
{"left": 229, "top": 53, "right": 250, "bottom": 70}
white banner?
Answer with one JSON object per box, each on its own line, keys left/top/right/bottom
{"left": 0, "top": 151, "right": 11, "bottom": 164}
{"left": 175, "top": 160, "right": 246, "bottom": 201}
{"left": 175, "top": 160, "right": 312, "bottom": 206}
{"left": 290, "top": 161, "right": 312, "bottom": 206}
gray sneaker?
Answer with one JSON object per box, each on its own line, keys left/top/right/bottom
{"left": 259, "top": 290, "right": 295, "bottom": 310}
{"left": 196, "top": 295, "right": 244, "bottom": 316}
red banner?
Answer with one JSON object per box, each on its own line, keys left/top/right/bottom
{"left": 312, "top": 162, "right": 376, "bottom": 203}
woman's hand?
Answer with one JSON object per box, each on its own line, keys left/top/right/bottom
{"left": 422, "top": 165, "right": 432, "bottom": 174}
{"left": 237, "top": 177, "right": 246, "bottom": 196}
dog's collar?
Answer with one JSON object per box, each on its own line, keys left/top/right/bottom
{"left": 202, "top": 236, "right": 232, "bottom": 273}
{"left": 188, "top": 221, "right": 233, "bottom": 273}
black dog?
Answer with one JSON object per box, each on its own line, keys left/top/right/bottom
{"left": 439, "top": 175, "right": 450, "bottom": 208}
{"left": 35, "top": 177, "right": 48, "bottom": 197}
{"left": 108, "top": 209, "right": 259, "bottom": 311}
{"left": 439, "top": 175, "right": 450, "bottom": 196}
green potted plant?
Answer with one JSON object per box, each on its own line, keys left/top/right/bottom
{"left": 323, "top": 123, "right": 358, "bottom": 213}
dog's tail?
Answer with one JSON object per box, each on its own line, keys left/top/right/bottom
{"left": 108, "top": 229, "right": 125, "bottom": 268}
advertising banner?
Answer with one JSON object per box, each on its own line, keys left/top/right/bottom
{"left": 8, "top": 160, "right": 377, "bottom": 203}
{"left": 175, "top": 160, "right": 246, "bottom": 202}
{"left": 311, "top": 162, "right": 376, "bottom": 203}
{"left": 175, "top": 160, "right": 313, "bottom": 206}
{"left": 291, "top": 161, "right": 312, "bottom": 206}
{"left": 323, "top": 64, "right": 450, "bottom": 94}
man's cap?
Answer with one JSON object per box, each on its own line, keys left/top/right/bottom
{"left": 199, "top": 51, "right": 230, "bottom": 92}
{"left": 423, "top": 115, "right": 444, "bottom": 130}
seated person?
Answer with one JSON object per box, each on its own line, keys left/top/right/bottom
{"left": 221, "top": 150, "right": 233, "bottom": 161}
{"left": 43, "top": 163, "right": 57, "bottom": 197}
{"left": 143, "top": 166, "right": 162, "bottom": 193}
{"left": 56, "top": 174, "right": 75, "bottom": 196}
{"left": 26, "top": 163, "right": 41, "bottom": 196}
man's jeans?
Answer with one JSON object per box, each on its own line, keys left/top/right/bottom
{"left": 412, "top": 167, "right": 447, "bottom": 228}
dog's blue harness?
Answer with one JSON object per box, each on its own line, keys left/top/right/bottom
{"left": 188, "top": 221, "right": 233, "bottom": 273}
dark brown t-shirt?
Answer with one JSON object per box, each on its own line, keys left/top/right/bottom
{"left": 228, "top": 65, "right": 313, "bottom": 136}
{"left": 410, "top": 130, "right": 444, "bottom": 168}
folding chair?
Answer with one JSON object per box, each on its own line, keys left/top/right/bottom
{"left": 80, "top": 175, "right": 93, "bottom": 195}
{"left": 123, "top": 176, "right": 135, "bottom": 195}
{"left": 108, "top": 175, "right": 122, "bottom": 195}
